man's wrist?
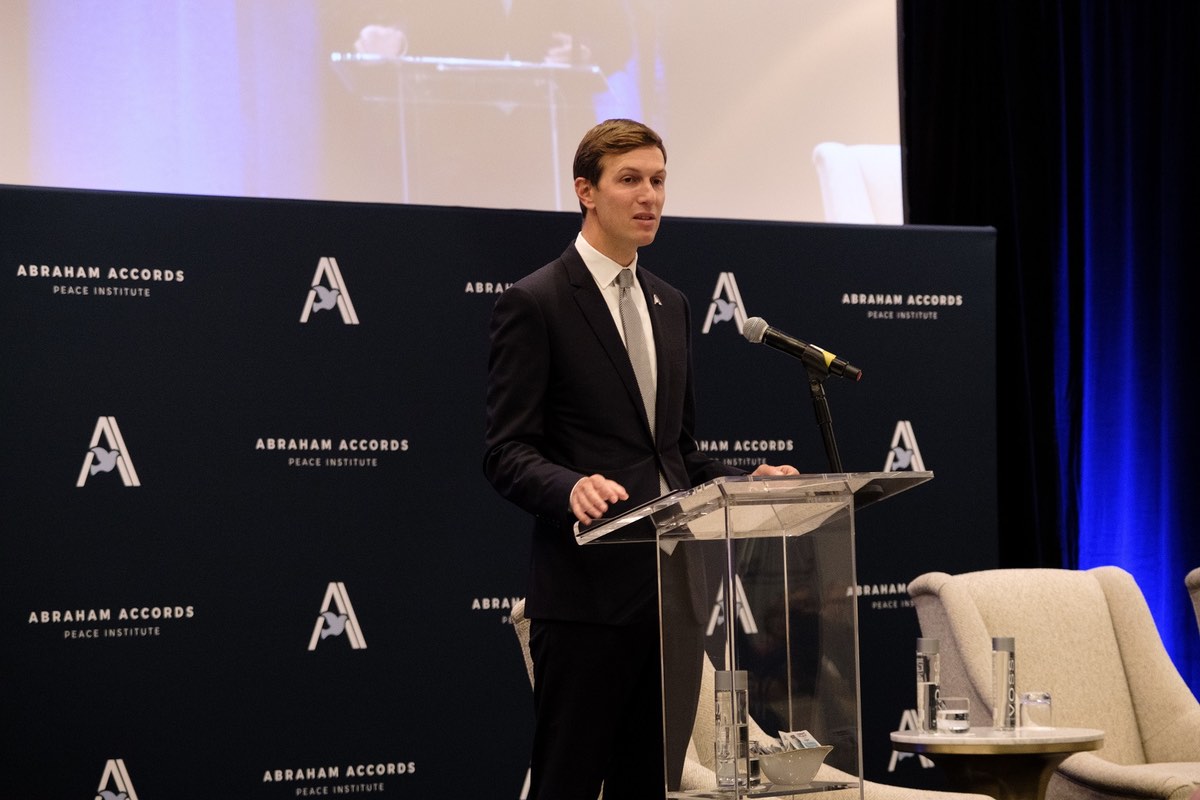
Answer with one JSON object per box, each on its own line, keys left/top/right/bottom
{"left": 568, "top": 476, "right": 587, "bottom": 513}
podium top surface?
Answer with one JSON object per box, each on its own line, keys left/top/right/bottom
{"left": 575, "top": 471, "right": 932, "bottom": 545}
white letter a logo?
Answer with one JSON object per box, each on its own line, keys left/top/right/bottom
{"left": 883, "top": 420, "right": 926, "bottom": 472}
{"left": 300, "top": 257, "right": 360, "bottom": 325}
{"left": 77, "top": 417, "right": 141, "bottom": 487}
{"left": 701, "top": 272, "right": 747, "bottom": 334}
{"left": 98, "top": 758, "right": 140, "bottom": 800}
{"left": 308, "top": 581, "right": 368, "bottom": 650}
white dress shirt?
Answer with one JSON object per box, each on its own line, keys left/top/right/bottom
{"left": 575, "top": 232, "right": 658, "bottom": 390}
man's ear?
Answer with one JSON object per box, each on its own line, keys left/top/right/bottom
{"left": 574, "top": 176, "right": 595, "bottom": 210}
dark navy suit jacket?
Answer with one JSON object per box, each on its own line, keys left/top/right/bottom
{"left": 484, "top": 242, "right": 740, "bottom": 625}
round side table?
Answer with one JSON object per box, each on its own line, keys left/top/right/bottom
{"left": 890, "top": 727, "right": 1104, "bottom": 800}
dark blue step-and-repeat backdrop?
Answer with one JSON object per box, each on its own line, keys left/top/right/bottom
{"left": 1, "top": 185, "right": 995, "bottom": 798}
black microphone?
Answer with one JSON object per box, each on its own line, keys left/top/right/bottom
{"left": 742, "top": 316, "right": 862, "bottom": 381}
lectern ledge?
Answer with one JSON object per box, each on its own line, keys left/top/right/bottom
{"left": 578, "top": 472, "right": 932, "bottom": 798}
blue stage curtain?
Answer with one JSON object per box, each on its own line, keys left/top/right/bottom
{"left": 901, "top": 0, "right": 1200, "bottom": 692}
{"left": 1067, "top": 1, "right": 1199, "bottom": 692}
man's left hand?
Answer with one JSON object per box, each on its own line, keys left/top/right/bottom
{"left": 750, "top": 463, "right": 800, "bottom": 477}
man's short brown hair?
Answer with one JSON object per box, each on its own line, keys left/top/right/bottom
{"left": 573, "top": 119, "right": 666, "bottom": 215}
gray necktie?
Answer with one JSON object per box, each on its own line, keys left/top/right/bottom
{"left": 616, "top": 269, "right": 655, "bottom": 436}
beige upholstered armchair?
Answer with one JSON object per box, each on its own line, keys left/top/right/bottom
{"left": 509, "top": 599, "right": 989, "bottom": 800}
{"left": 908, "top": 566, "right": 1200, "bottom": 800}
{"left": 1187, "top": 567, "right": 1200, "bottom": 636}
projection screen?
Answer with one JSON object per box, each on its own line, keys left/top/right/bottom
{"left": 0, "top": 0, "right": 899, "bottom": 222}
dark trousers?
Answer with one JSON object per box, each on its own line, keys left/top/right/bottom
{"left": 527, "top": 606, "right": 704, "bottom": 800}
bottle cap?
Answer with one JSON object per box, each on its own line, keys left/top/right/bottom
{"left": 916, "top": 638, "right": 939, "bottom": 654}
{"left": 992, "top": 636, "right": 1015, "bottom": 651}
{"left": 715, "top": 669, "right": 748, "bottom": 690}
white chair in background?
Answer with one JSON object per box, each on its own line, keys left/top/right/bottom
{"left": 812, "top": 142, "right": 903, "bottom": 224}
{"left": 1187, "top": 567, "right": 1200, "bottom": 636}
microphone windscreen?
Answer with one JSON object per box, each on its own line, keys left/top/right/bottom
{"left": 743, "top": 316, "right": 768, "bottom": 344}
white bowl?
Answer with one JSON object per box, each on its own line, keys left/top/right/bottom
{"left": 757, "top": 745, "right": 833, "bottom": 786}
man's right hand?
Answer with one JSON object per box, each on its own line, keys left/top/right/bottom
{"left": 570, "top": 474, "right": 629, "bottom": 526}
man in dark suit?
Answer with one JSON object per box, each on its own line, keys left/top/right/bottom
{"left": 484, "top": 118, "right": 797, "bottom": 800}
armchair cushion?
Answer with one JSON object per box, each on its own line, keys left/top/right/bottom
{"left": 1053, "top": 754, "right": 1200, "bottom": 800}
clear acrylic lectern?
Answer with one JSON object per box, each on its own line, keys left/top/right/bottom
{"left": 578, "top": 472, "right": 933, "bottom": 799}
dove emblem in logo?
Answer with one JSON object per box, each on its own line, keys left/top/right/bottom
{"left": 883, "top": 420, "right": 926, "bottom": 472}
{"left": 701, "top": 272, "right": 748, "bottom": 334}
{"left": 89, "top": 446, "right": 121, "bottom": 475}
{"left": 98, "top": 791, "right": 130, "bottom": 800}
{"left": 710, "top": 298, "right": 737, "bottom": 324}
{"left": 77, "top": 417, "right": 141, "bottom": 487}
{"left": 308, "top": 582, "right": 367, "bottom": 650}
{"left": 311, "top": 284, "right": 341, "bottom": 313}
{"left": 300, "top": 257, "right": 359, "bottom": 324}
{"left": 888, "top": 446, "right": 913, "bottom": 471}
{"left": 319, "top": 611, "right": 348, "bottom": 639}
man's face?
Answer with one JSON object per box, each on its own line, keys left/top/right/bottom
{"left": 576, "top": 145, "right": 666, "bottom": 265}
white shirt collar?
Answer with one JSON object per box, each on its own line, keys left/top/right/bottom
{"left": 575, "top": 232, "right": 639, "bottom": 289}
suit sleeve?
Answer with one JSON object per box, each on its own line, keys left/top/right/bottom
{"left": 483, "top": 283, "right": 582, "bottom": 522}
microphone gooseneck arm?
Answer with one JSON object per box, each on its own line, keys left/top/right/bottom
{"left": 743, "top": 316, "right": 852, "bottom": 472}
{"left": 807, "top": 367, "right": 843, "bottom": 473}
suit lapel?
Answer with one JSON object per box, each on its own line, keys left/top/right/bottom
{"left": 562, "top": 245, "right": 656, "bottom": 440}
